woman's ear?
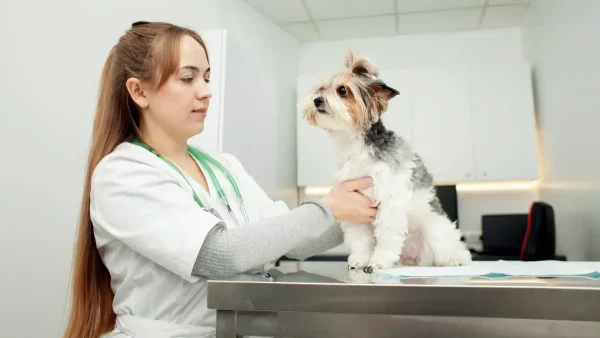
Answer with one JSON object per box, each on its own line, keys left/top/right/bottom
{"left": 125, "top": 78, "right": 148, "bottom": 108}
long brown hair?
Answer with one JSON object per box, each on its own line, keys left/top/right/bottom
{"left": 63, "top": 22, "right": 208, "bottom": 338}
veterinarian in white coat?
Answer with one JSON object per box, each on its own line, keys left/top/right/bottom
{"left": 62, "top": 21, "right": 378, "bottom": 338}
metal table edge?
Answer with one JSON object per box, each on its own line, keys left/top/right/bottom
{"left": 206, "top": 279, "right": 600, "bottom": 322}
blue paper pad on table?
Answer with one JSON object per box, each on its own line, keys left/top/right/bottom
{"left": 378, "top": 260, "right": 600, "bottom": 280}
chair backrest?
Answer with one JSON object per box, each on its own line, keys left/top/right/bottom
{"left": 520, "top": 201, "right": 556, "bottom": 261}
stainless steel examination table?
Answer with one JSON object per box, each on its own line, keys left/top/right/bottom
{"left": 207, "top": 267, "right": 600, "bottom": 338}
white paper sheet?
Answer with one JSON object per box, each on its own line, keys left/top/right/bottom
{"left": 378, "top": 260, "right": 600, "bottom": 279}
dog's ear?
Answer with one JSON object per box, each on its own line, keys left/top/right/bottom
{"left": 371, "top": 80, "right": 399, "bottom": 102}
{"left": 367, "top": 80, "right": 399, "bottom": 117}
{"left": 344, "top": 50, "right": 378, "bottom": 78}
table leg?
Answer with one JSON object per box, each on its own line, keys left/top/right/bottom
{"left": 216, "top": 310, "right": 241, "bottom": 338}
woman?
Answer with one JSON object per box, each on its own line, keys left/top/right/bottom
{"left": 63, "top": 21, "right": 378, "bottom": 338}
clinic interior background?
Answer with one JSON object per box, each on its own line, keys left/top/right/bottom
{"left": 1, "top": 0, "right": 599, "bottom": 336}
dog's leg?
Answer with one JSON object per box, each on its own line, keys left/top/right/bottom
{"left": 365, "top": 199, "right": 408, "bottom": 273}
{"left": 342, "top": 222, "right": 375, "bottom": 271}
{"left": 421, "top": 211, "right": 472, "bottom": 267}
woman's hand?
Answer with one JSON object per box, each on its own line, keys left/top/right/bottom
{"left": 321, "top": 177, "right": 379, "bottom": 224}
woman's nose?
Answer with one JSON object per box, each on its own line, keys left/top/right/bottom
{"left": 196, "top": 81, "right": 212, "bottom": 100}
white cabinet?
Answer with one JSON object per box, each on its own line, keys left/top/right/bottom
{"left": 468, "top": 61, "right": 539, "bottom": 181}
{"left": 295, "top": 62, "right": 540, "bottom": 186}
{"left": 410, "top": 66, "right": 476, "bottom": 183}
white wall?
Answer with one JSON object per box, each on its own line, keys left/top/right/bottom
{"left": 299, "top": 27, "right": 525, "bottom": 75}
{"left": 522, "top": 0, "right": 600, "bottom": 261}
{"left": 217, "top": 1, "right": 300, "bottom": 207}
{"left": 297, "top": 27, "right": 537, "bottom": 235}
{"left": 0, "top": 0, "right": 299, "bottom": 336}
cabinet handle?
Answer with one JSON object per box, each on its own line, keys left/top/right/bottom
{"left": 482, "top": 172, "right": 488, "bottom": 177}
{"left": 466, "top": 173, "right": 471, "bottom": 177}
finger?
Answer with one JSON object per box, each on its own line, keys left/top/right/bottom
{"left": 342, "top": 176, "right": 373, "bottom": 191}
{"left": 360, "top": 214, "right": 377, "bottom": 224}
{"left": 349, "top": 191, "right": 378, "bottom": 207}
{"left": 356, "top": 206, "right": 378, "bottom": 219}
{"left": 353, "top": 192, "right": 376, "bottom": 206}
{"left": 366, "top": 207, "right": 378, "bottom": 218}
{"left": 366, "top": 196, "right": 380, "bottom": 208}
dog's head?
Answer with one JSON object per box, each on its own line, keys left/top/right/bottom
{"left": 300, "top": 51, "right": 399, "bottom": 134}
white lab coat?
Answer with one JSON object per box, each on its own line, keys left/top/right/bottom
{"left": 90, "top": 141, "right": 289, "bottom": 337}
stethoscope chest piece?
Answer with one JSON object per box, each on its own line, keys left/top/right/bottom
{"left": 207, "top": 207, "right": 223, "bottom": 221}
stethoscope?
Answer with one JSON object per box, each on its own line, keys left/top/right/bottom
{"left": 131, "top": 138, "right": 250, "bottom": 226}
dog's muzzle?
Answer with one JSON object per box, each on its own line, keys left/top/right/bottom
{"left": 313, "top": 97, "right": 326, "bottom": 113}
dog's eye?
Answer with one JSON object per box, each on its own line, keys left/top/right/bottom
{"left": 337, "top": 86, "right": 348, "bottom": 96}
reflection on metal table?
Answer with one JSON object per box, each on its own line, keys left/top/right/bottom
{"left": 207, "top": 268, "right": 600, "bottom": 338}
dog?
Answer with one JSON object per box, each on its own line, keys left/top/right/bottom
{"left": 299, "top": 51, "right": 472, "bottom": 273}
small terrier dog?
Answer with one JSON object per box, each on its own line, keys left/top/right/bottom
{"left": 300, "top": 51, "right": 472, "bottom": 273}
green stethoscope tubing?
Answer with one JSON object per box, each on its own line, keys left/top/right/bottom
{"left": 131, "top": 138, "right": 249, "bottom": 225}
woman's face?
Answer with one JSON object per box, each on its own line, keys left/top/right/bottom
{"left": 135, "top": 34, "right": 212, "bottom": 141}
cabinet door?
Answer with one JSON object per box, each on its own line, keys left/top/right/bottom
{"left": 296, "top": 74, "right": 337, "bottom": 187}
{"left": 469, "top": 62, "right": 539, "bottom": 181}
{"left": 411, "top": 66, "right": 475, "bottom": 183}
{"left": 379, "top": 69, "right": 413, "bottom": 145}
{"left": 188, "top": 29, "right": 226, "bottom": 152}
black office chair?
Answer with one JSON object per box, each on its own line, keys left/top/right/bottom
{"left": 473, "top": 201, "right": 563, "bottom": 261}
{"left": 521, "top": 201, "right": 557, "bottom": 261}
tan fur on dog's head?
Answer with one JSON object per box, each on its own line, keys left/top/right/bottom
{"left": 299, "top": 51, "right": 399, "bottom": 134}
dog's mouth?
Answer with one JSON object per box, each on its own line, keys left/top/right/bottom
{"left": 317, "top": 108, "right": 327, "bottom": 114}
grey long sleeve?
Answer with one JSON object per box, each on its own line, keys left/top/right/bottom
{"left": 285, "top": 218, "right": 344, "bottom": 260}
{"left": 192, "top": 199, "right": 342, "bottom": 278}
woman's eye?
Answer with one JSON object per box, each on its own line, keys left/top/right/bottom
{"left": 182, "top": 77, "right": 193, "bottom": 83}
{"left": 204, "top": 78, "right": 211, "bottom": 83}
{"left": 337, "top": 86, "right": 347, "bottom": 96}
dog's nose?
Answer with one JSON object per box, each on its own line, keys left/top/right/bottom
{"left": 313, "top": 97, "right": 324, "bottom": 108}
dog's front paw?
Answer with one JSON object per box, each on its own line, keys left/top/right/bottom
{"left": 365, "top": 253, "right": 398, "bottom": 274}
{"left": 348, "top": 262, "right": 368, "bottom": 272}
{"left": 348, "top": 265, "right": 360, "bottom": 271}
{"left": 363, "top": 261, "right": 392, "bottom": 274}
{"left": 347, "top": 253, "right": 371, "bottom": 272}
{"left": 362, "top": 264, "right": 381, "bottom": 274}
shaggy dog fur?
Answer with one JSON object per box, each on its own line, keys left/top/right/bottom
{"left": 299, "top": 51, "right": 472, "bottom": 273}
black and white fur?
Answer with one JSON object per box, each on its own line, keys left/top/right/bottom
{"left": 300, "top": 51, "right": 472, "bottom": 273}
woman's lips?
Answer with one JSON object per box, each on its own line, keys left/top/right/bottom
{"left": 191, "top": 108, "right": 207, "bottom": 115}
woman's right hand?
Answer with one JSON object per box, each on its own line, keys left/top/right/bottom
{"left": 321, "top": 177, "right": 379, "bottom": 224}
